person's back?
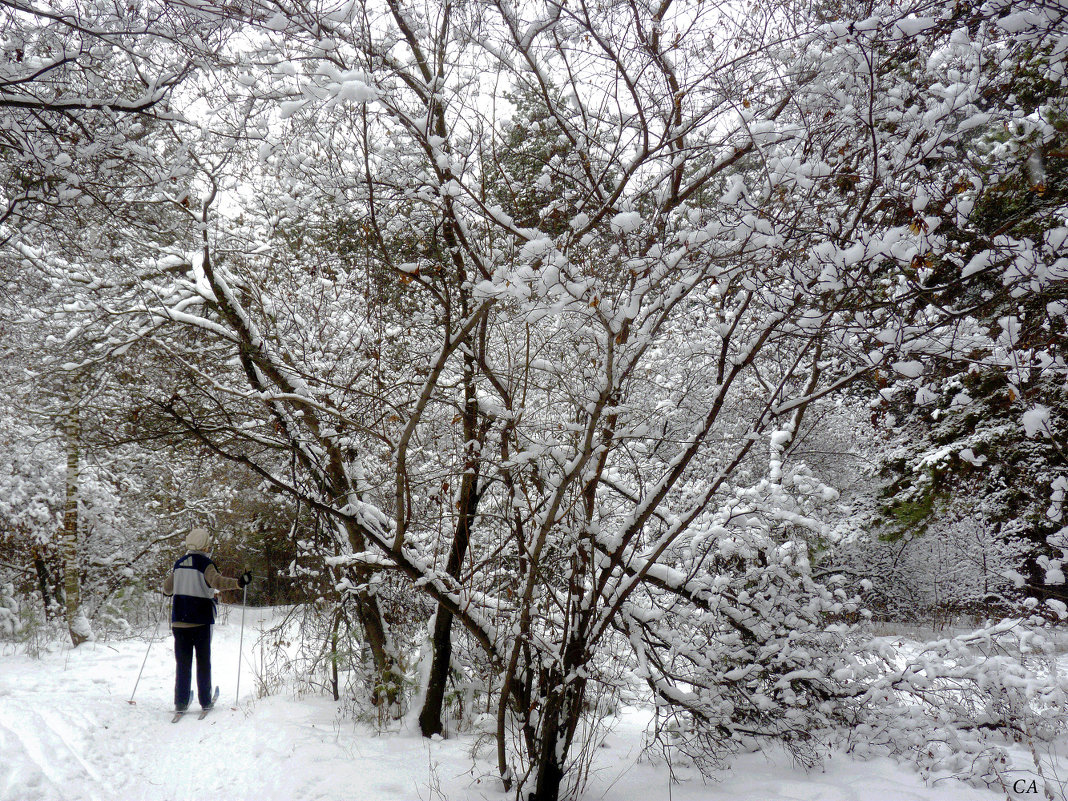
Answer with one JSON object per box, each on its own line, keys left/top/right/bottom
{"left": 171, "top": 550, "right": 217, "bottom": 625}
{"left": 162, "top": 527, "right": 250, "bottom": 712}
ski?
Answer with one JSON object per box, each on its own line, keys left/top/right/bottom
{"left": 197, "top": 686, "right": 221, "bottom": 719}
{"left": 169, "top": 687, "right": 205, "bottom": 726}
{"left": 171, "top": 689, "right": 195, "bottom": 722}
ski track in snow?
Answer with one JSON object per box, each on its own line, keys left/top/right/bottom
{"left": 0, "top": 607, "right": 1011, "bottom": 801}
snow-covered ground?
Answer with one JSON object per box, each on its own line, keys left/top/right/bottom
{"left": 0, "top": 606, "right": 1016, "bottom": 801}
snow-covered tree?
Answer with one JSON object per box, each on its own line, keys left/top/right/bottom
{"left": 835, "top": 0, "right": 1068, "bottom": 612}
{"left": 4, "top": 0, "right": 1067, "bottom": 797}
{"left": 0, "top": 0, "right": 227, "bottom": 237}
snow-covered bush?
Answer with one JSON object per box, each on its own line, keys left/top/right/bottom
{"left": 845, "top": 612, "right": 1068, "bottom": 793}
{"left": 0, "top": 582, "right": 22, "bottom": 638}
{"left": 635, "top": 540, "right": 874, "bottom": 774}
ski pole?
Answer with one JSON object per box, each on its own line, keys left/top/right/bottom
{"left": 128, "top": 637, "right": 154, "bottom": 705}
{"left": 234, "top": 581, "right": 247, "bottom": 707}
{"left": 129, "top": 595, "right": 166, "bottom": 705}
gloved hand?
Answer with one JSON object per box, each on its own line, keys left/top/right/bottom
{"left": 238, "top": 570, "right": 253, "bottom": 588}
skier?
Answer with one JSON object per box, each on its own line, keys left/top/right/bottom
{"left": 162, "top": 527, "right": 251, "bottom": 714}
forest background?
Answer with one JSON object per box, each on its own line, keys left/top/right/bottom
{"left": 1, "top": 0, "right": 1067, "bottom": 799}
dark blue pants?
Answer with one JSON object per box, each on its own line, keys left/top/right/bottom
{"left": 173, "top": 625, "right": 212, "bottom": 709}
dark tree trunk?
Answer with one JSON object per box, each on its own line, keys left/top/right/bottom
{"left": 418, "top": 451, "right": 478, "bottom": 735}
{"left": 528, "top": 633, "right": 590, "bottom": 801}
{"left": 31, "top": 546, "right": 57, "bottom": 617}
{"left": 354, "top": 584, "right": 401, "bottom": 709}
{"left": 262, "top": 520, "right": 277, "bottom": 603}
{"left": 528, "top": 673, "right": 588, "bottom": 801}
{"left": 530, "top": 688, "right": 567, "bottom": 801}
{"left": 60, "top": 403, "right": 89, "bottom": 646}
{"left": 419, "top": 605, "right": 456, "bottom": 736}
{"left": 330, "top": 607, "right": 342, "bottom": 701}
{"left": 419, "top": 348, "right": 480, "bottom": 737}
{"left": 339, "top": 518, "right": 402, "bottom": 711}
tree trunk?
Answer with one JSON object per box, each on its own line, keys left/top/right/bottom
{"left": 335, "top": 516, "right": 402, "bottom": 711}
{"left": 353, "top": 579, "right": 401, "bottom": 709}
{"left": 31, "top": 545, "right": 58, "bottom": 618}
{"left": 530, "top": 691, "right": 567, "bottom": 801}
{"left": 418, "top": 467, "right": 478, "bottom": 734}
{"left": 330, "top": 606, "right": 342, "bottom": 701}
{"left": 526, "top": 630, "right": 591, "bottom": 801}
{"left": 419, "top": 605, "right": 455, "bottom": 736}
{"left": 60, "top": 403, "right": 90, "bottom": 646}
{"left": 529, "top": 672, "right": 588, "bottom": 801}
{"left": 418, "top": 349, "right": 480, "bottom": 737}
{"left": 264, "top": 527, "right": 277, "bottom": 603}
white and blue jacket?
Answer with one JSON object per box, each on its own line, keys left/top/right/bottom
{"left": 170, "top": 551, "right": 219, "bottom": 625}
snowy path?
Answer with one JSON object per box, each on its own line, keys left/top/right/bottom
{"left": 0, "top": 607, "right": 484, "bottom": 801}
{"left": 0, "top": 607, "right": 1007, "bottom": 801}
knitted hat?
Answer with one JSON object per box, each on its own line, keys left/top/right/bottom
{"left": 185, "top": 527, "right": 211, "bottom": 551}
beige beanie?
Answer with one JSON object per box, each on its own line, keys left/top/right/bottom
{"left": 185, "top": 527, "right": 211, "bottom": 551}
